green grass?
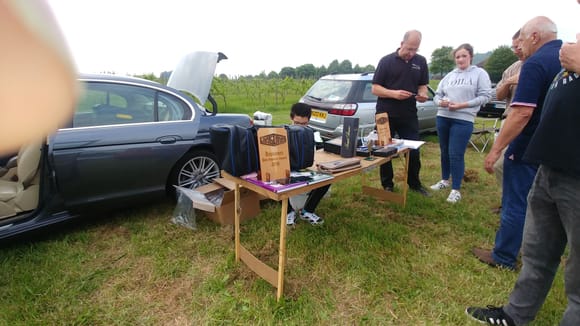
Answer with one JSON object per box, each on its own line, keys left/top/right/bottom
{"left": 0, "top": 100, "right": 567, "bottom": 325}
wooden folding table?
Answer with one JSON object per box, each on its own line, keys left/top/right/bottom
{"left": 221, "top": 148, "right": 410, "bottom": 300}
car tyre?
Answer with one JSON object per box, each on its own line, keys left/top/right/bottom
{"left": 168, "top": 150, "right": 220, "bottom": 195}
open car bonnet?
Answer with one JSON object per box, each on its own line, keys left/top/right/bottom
{"left": 167, "top": 51, "right": 224, "bottom": 105}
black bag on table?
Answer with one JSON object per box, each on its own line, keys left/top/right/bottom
{"left": 285, "top": 125, "right": 315, "bottom": 171}
{"left": 209, "top": 124, "right": 259, "bottom": 177}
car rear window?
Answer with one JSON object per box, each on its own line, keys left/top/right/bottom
{"left": 361, "top": 82, "right": 377, "bottom": 102}
{"left": 305, "top": 80, "right": 354, "bottom": 102}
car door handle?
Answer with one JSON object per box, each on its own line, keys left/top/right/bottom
{"left": 157, "top": 136, "right": 177, "bottom": 144}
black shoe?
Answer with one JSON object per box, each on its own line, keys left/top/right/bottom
{"left": 465, "top": 305, "right": 515, "bottom": 325}
{"left": 410, "top": 186, "right": 430, "bottom": 197}
{"left": 384, "top": 186, "right": 394, "bottom": 192}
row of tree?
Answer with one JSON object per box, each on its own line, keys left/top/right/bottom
{"left": 430, "top": 45, "right": 518, "bottom": 82}
{"left": 222, "top": 45, "right": 517, "bottom": 83}
{"left": 211, "top": 60, "right": 375, "bottom": 81}
{"left": 138, "top": 45, "right": 517, "bottom": 84}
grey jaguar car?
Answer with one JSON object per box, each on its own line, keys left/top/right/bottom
{"left": 0, "top": 52, "right": 251, "bottom": 240}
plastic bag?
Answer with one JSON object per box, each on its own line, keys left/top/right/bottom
{"left": 171, "top": 186, "right": 198, "bottom": 230}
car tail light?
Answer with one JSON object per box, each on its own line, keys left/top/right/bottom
{"left": 328, "top": 103, "right": 358, "bottom": 116}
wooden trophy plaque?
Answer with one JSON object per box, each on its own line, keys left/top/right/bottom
{"left": 256, "top": 127, "right": 291, "bottom": 182}
{"left": 375, "top": 112, "right": 392, "bottom": 146}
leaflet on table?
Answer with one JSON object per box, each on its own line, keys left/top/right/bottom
{"left": 383, "top": 138, "right": 425, "bottom": 151}
{"left": 399, "top": 139, "right": 425, "bottom": 150}
{"left": 241, "top": 172, "right": 307, "bottom": 193}
{"left": 357, "top": 138, "right": 424, "bottom": 155}
{"left": 240, "top": 171, "right": 333, "bottom": 193}
{"left": 290, "top": 170, "right": 334, "bottom": 185}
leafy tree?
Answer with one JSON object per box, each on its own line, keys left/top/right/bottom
{"left": 338, "top": 60, "right": 353, "bottom": 74}
{"left": 279, "top": 67, "right": 296, "bottom": 78}
{"left": 484, "top": 45, "right": 518, "bottom": 83}
{"left": 295, "top": 64, "right": 316, "bottom": 78}
{"left": 327, "top": 60, "right": 340, "bottom": 74}
{"left": 267, "top": 71, "right": 279, "bottom": 79}
{"left": 362, "top": 64, "right": 376, "bottom": 73}
{"left": 316, "top": 65, "right": 327, "bottom": 78}
{"left": 430, "top": 46, "right": 454, "bottom": 78}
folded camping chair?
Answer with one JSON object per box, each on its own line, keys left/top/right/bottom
{"left": 470, "top": 118, "right": 499, "bottom": 152}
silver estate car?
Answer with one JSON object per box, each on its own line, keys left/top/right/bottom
{"left": 299, "top": 73, "right": 437, "bottom": 139}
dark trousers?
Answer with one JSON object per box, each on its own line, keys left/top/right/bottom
{"left": 380, "top": 116, "right": 422, "bottom": 189}
{"left": 287, "top": 185, "right": 330, "bottom": 214}
{"left": 504, "top": 166, "right": 580, "bottom": 325}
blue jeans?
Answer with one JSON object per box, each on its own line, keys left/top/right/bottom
{"left": 492, "top": 153, "right": 538, "bottom": 268}
{"left": 504, "top": 166, "right": 580, "bottom": 325}
{"left": 435, "top": 116, "right": 473, "bottom": 190}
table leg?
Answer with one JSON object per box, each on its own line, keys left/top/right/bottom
{"left": 234, "top": 183, "right": 241, "bottom": 262}
{"left": 401, "top": 150, "right": 410, "bottom": 207}
{"left": 276, "top": 198, "right": 288, "bottom": 300}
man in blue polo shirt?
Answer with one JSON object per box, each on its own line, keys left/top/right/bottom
{"left": 371, "top": 30, "right": 430, "bottom": 196}
{"left": 466, "top": 13, "right": 580, "bottom": 326}
{"left": 472, "top": 16, "right": 562, "bottom": 271}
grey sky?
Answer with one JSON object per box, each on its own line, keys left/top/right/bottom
{"left": 48, "top": 0, "right": 579, "bottom": 77}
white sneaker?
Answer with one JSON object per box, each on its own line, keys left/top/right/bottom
{"left": 287, "top": 211, "right": 296, "bottom": 226}
{"left": 446, "top": 189, "right": 461, "bottom": 203}
{"left": 300, "top": 210, "right": 324, "bottom": 225}
{"left": 430, "top": 180, "right": 450, "bottom": 190}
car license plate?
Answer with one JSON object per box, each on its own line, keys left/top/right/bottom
{"left": 311, "top": 110, "right": 327, "bottom": 122}
{"left": 495, "top": 103, "right": 506, "bottom": 109}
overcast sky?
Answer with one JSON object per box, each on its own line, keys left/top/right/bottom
{"left": 47, "top": 0, "right": 579, "bottom": 77}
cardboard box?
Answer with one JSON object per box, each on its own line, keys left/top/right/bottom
{"left": 191, "top": 178, "right": 261, "bottom": 225}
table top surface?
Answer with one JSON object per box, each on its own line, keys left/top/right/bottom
{"left": 222, "top": 148, "right": 407, "bottom": 200}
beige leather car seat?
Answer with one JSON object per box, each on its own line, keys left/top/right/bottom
{"left": 0, "top": 153, "right": 20, "bottom": 181}
{"left": 0, "top": 142, "right": 42, "bottom": 219}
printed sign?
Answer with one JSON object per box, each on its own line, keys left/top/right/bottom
{"left": 375, "top": 112, "right": 392, "bottom": 146}
{"left": 257, "top": 127, "right": 291, "bottom": 182}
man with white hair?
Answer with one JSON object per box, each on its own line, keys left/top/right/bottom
{"left": 472, "top": 16, "right": 562, "bottom": 271}
{"left": 466, "top": 13, "right": 580, "bottom": 326}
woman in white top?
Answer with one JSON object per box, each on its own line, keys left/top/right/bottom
{"left": 431, "top": 43, "right": 492, "bottom": 203}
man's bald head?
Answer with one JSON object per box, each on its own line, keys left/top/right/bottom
{"left": 398, "top": 30, "right": 422, "bottom": 62}
{"left": 403, "top": 30, "right": 422, "bottom": 43}
{"left": 518, "top": 16, "right": 558, "bottom": 59}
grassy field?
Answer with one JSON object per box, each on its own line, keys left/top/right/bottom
{"left": 0, "top": 96, "right": 567, "bottom": 325}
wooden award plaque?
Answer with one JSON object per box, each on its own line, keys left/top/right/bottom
{"left": 375, "top": 112, "right": 392, "bottom": 146}
{"left": 256, "top": 127, "right": 291, "bottom": 182}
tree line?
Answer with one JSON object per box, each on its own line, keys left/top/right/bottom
{"left": 137, "top": 44, "right": 517, "bottom": 89}
{"left": 429, "top": 45, "right": 517, "bottom": 83}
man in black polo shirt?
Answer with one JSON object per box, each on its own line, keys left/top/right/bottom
{"left": 372, "top": 30, "right": 430, "bottom": 196}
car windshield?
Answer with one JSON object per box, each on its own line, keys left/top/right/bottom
{"left": 306, "top": 80, "right": 353, "bottom": 102}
